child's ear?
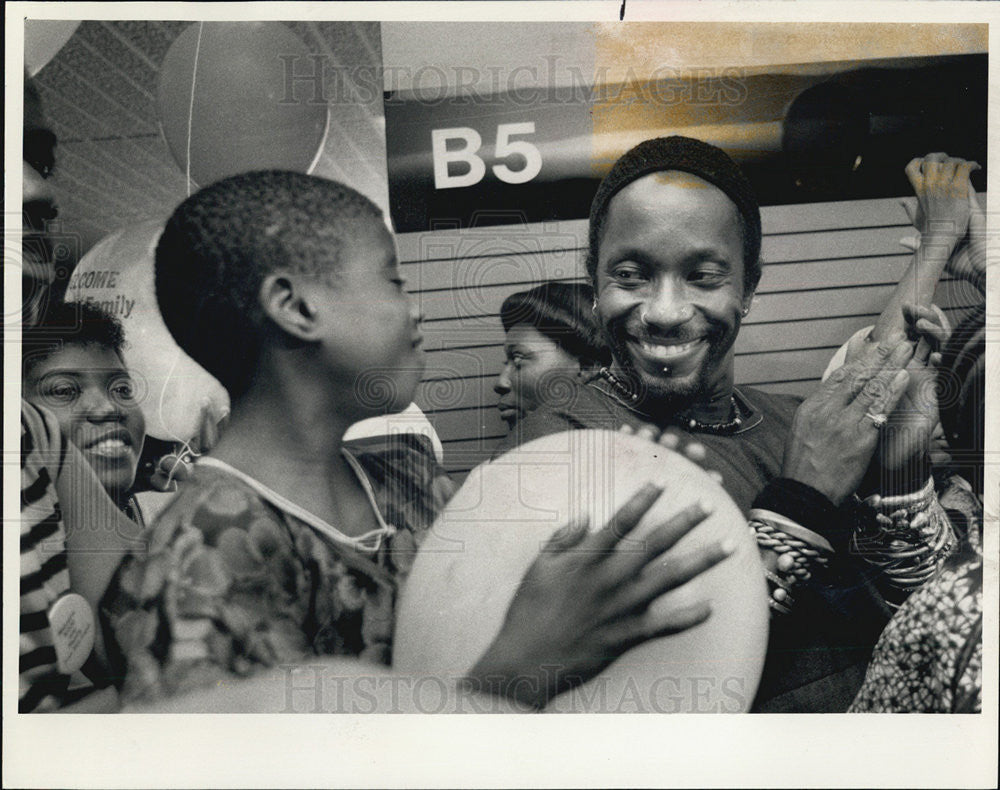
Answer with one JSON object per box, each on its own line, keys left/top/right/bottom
{"left": 259, "top": 273, "right": 320, "bottom": 340}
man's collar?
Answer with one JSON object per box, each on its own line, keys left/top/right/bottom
{"left": 730, "top": 388, "right": 764, "bottom": 434}
{"left": 587, "top": 371, "right": 762, "bottom": 435}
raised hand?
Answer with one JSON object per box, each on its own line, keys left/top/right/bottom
{"left": 902, "top": 153, "right": 979, "bottom": 241}
{"left": 781, "top": 333, "right": 915, "bottom": 505}
{"left": 461, "top": 483, "right": 733, "bottom": 709}
{"left": 876, "top": 154, "right": 979, "bottom": 345}
{"left": 864, "top": 304, "right": 948, "bottom": 495}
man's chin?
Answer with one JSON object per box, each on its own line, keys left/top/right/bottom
{"left": 625, "top": 367, "right": 700, "bottom": 411}
{"left": 641, "top": 383, "right": 700, "bottom": 413}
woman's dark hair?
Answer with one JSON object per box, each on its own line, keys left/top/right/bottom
{"left": 22, "top": 300, "right": 126, "bottom": 380}
{"left": 499, "top": 281, "right": 610, "bottom": 367}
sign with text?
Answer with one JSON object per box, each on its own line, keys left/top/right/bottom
{"left": 383, "top": 55, "right": 986, "bottom": 232}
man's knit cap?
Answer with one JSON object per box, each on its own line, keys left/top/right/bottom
{"left": 587, "top": 135, "right": 762, "bottom": 292}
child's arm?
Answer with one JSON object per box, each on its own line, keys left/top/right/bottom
{"left": 870, "top": 153, "right": 978, "bottom": 344}
{"left": 943, "top": 185, "right": 988, "bottom": 297}
{"left": 110, "top": 481, "right": 727, "bottom": 711}
{"left": 120, "top": 658, "right": 530, "bottom": 713}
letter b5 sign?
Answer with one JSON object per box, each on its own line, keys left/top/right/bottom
{"left": 384, "top": 89, "right": 592, "bottom": 231}
{"left": 431, "top": 123, "right": 543, "bottom": 189}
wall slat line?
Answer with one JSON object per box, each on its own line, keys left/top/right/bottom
{"left": 419, "top": 278, "right": 973, "bottom": 343}
{"left": 396, "top": 197, "right": 981, "bottom": 473}
{"left": 419, "top": 301, "right": 971, "bottom": 389}
{"left": 406, "top": 228, "right": 928, "bottom": 308}
{"left": 414, "top": 270, "right": 971, "bottom": 328}
{"left": 416, "top": 302, "right": 976, "bottom": 421}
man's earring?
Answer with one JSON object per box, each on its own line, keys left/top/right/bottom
{"left": 592, "top": 298, "right": 598, "bottom": 313}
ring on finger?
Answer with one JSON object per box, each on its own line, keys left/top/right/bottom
{"left": 865, "top": 412, "right": 888, "bottom": 429}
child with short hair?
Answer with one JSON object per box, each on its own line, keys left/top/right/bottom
{"left": 101, "top": 171, "right": 730, "bottom": 709}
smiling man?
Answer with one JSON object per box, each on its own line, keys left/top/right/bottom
{"left": 596, "top": 169, "right": 749, "bottom": 417}
{"left": 498, "top": 136, "right": 937, "bottom": 713}
{"left": 504, "top": 137, "right": 800, "bottom": 516}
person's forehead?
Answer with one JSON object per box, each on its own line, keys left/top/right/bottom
{"left": 23, "top": 80, "right": 50, "bottom": 134}
{"left": 611, "top": 171, "right": 736, "bottom": 217}
{"left": 505, "top": 324, "right": 560, "bottom": 348}
{"left": 600, "top": 172, "right": 742, "bottom": 252}
{"left": 32, "top": 344, "right": 127, "bottom": 377}
{"left": 341, "top": 217, "right": 398, "bottom": 271}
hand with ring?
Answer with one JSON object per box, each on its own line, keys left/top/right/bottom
{"left": 858, "top": 303, "right": 949, "bottom": 496}
{"left": 781, "top": 331, "right": 916, "bottom": 505}
{"left": 865, "top": 412, "right": 888, "bottom": 429}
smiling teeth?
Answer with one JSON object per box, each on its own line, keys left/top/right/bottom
{"left": 639, "top": 339, "right": 699, "bottom": 360}
{"left": 91, "top": 439, "right": 128, "bottom": 454}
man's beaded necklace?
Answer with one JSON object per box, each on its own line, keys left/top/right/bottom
{"left": 598, "top": 367, "right": 745, "bottom": 435}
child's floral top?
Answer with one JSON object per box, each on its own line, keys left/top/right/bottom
{"left": 102, "top": 436, "right": 455, "bottom": 704}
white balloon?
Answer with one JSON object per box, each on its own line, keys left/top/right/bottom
{"left": 24, "top": 20, "right": 81, "bottom": 76}
{"left": 394, "top": 429, "right": 770, "bottom": 713}
{"left": 65, "top": 219, "right": 229, "bottom": 442}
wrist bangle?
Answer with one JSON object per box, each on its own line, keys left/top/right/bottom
{"left": 749, "top": 510, "right": 834, "bottom": 616}
{"left": 750, "top": 509, "right": 835, "bottom": 554}
{"left": 853, "top": 478, "right": 958, "bottom": 597}
{"left": 865, "top": 476, "right": 936, "bottom": 512}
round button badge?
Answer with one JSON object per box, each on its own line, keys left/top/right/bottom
{"left": 48, "top": 593, "right": 95, "bottom": 675}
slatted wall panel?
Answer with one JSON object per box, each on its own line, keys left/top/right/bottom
{"left": 398, "top": 197, "right": 983, "bottom": 474}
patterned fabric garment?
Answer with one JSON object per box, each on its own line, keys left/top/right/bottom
{"left": 20, "top": 400, "right": 73, "bottom": 712}
{"left": 102, "top": 435, "right": 454, "bottom": 704}
{"left": 849, "top": 530, "right": 983, "bottom": 713}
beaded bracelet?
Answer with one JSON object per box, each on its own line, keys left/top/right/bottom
{"left": 749, "top": 508, "right": 834, "bottom": 615}
{"left": 763, "top": 570, "right": 795, "bottom": 615}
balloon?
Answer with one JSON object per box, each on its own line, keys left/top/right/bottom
{"left": 24, "top": 20, "right": 81, "bottom": 76}
{"left": 65, "top": 220, "right": 230, "bottom": 442}
{"left": 157, "top": 22, "right": 329, "bottom": 188}
{"left": 393, "top": 429, "right": 770, "bottom": 713}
